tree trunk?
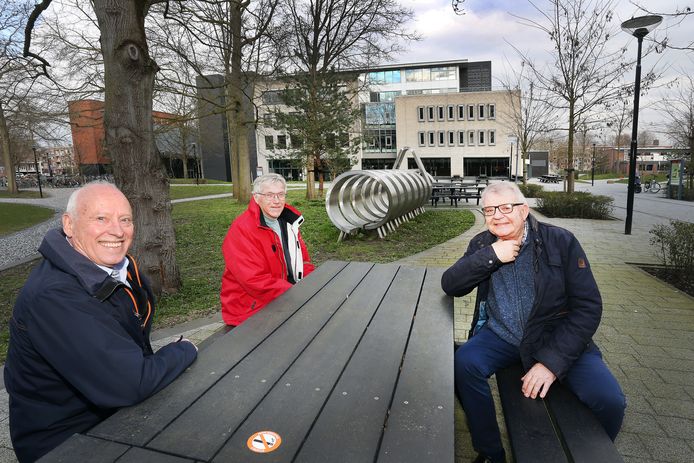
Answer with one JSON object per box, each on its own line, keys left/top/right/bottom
{"left": 566, "top": 103, "right": 576, "bottom": 193}
{"left": 0, "top": 101, "right": 18, "bottom": 194}
{"left": 93, "top": 0, "right": 181, "bottom": 295}
{"left": 306, "top": 154, "right": 316, "bottom": 199}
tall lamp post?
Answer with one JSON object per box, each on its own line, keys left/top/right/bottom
{"left": 32, "top": 146, "right": 43, "bottom": 198}
{"left": 591, "top": 143, "right": 596, "bottom": 186}
{"left": 622, "top": 15, "right": 662, "bottom": 235}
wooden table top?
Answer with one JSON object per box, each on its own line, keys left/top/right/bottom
{"left": 41, "top": 261, "right": 455, "bottom": 463}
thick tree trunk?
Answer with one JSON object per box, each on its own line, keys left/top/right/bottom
{"left": 0, "top": 101, "right": 18, "bottom": 194}
{"left": 93, "top": 0, "right": 180, "bottom": 295}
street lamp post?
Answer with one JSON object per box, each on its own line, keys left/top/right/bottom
{"left": 591, "top": 143, "right": 596, "bottom": 186}
{"left": 32, "top": 146, "right": 43, "bottom": 198}
{"left": 622, "top": 15, "right": 662, "bottom": 235}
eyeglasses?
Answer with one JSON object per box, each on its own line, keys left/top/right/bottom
{"left": 481, "top": 203, "right": 524, "bottom": 216}
{"left": 255, "top": 192, "right": 287, "bottom": 200}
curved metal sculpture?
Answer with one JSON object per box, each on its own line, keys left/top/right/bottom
{"left": 326, "top": 148, "right": 433, "bottom": 241}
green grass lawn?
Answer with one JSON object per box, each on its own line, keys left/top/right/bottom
{"left": 169, "top": 178, "right": 231, "bottom": 185}
{"left": 169, "top": 184, "right": 234, "bottom": 200}
{"left": 0, "top": 190, "right": 46, "bottom": 199}
{"left": 0, "top": 189, "right": 474, "bottom": 361}
{"left": 0, "top": 203, "right": 56, "bottom": 237}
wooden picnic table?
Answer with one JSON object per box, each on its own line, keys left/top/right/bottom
{"left": 539, "top": 174, "right": 561, "bottom": 183}
{"left": 41, "top": 261, "right": 454, "bottom": 463}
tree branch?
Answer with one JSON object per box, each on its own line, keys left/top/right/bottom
{"left": 23, "top": 0, "right": 54, "bottom": 77}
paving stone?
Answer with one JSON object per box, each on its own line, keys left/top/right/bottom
{"left": 614, "top": 431, "right": 651, "bottom": 459}
{"left": 639, "top": 435, "right": 694, "bottom": 463}
{"left": 620, "top": 411, "right": 665, "bottom": 437}
{"left": 646, "top": 396, "right": 694, "bottom": 420}
{"left": 0, "top": 448, "right": 17, "bottom": 463}
{"left": 655, "top": 415, "right": 694, "bottom": 441}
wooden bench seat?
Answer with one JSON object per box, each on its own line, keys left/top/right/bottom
{"left": 496, "top": 363, "right": 622, "bottom": 463}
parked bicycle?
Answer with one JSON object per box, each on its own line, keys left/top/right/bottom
{"left": 643, "top": 179, "right": 661, "bottom": 193}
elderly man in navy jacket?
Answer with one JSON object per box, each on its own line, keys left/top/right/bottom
{"left": 441, "top": 182, "right": 625, "bottom": 463}
{"left": 4, "top": 182, "right": 198, "bottom": 462}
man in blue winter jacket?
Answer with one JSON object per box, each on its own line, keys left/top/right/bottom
{"left": 4, "top": 181, "right": 198, "bottom": 462}
{"left": 441, "top": 182, "right": 625, "bottom": 463}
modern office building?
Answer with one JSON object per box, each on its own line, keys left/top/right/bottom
{"left": 198, "top": 59, "right": 520, "bottom": 181}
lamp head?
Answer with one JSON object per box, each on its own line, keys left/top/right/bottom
{"left": 621, "top": 15, "right": 662, "bottom": 39}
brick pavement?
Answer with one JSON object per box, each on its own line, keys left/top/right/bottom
{"left": 1, "top": 200, "right": 692, "bottom": 462}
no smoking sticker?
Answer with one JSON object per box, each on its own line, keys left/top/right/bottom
{"left": 247, "top": 430, "right": 282, "bottom": 453}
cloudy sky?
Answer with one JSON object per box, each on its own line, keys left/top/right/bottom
{"left": 394, "top": 0, "right": 694, "bottom": 142}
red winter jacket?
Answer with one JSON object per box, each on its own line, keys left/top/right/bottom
{"left": 220, "top": 198, "right": 314, "bottom": 325}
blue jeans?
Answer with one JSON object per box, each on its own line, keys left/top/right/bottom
{"left": 455, "top": 327, "right": 626, "bottom": 461}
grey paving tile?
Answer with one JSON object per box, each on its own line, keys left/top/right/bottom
{"left": 646, "top": 396, "right": 694, "bottom": 420}
{"left": 655, "top": 415, "right": 694, "bottom": 441}
{"left": 615, "top": 431, "right": 651, "bottom": 459}
{"left": 639, "top": 435, "right": 694, "bottom": 463}
{"left": 621, "top": 410, "right": 666, "bottom": 437}
{"left": 0, "top": 447, "right": 17, "bottom": 463}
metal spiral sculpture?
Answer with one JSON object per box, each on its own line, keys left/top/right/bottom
{"left": 325, "top": 148, "right": 434, "bottom": 241}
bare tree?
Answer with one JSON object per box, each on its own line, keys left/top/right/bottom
{"left": 499, "top": 61, "right": 557, "bottom": 182}
{"left": 279, "top": 0, "right": 418, "bottom": 199}
{"left": 604, "top": 95, "right": 632, "bottom": 171}
{"left": 512, "top": 0, "right": 632, "bottom": 192}
{"left": 634, "top": 3, "right": 693, "bottom": 53}
{"left": 26, "top": 0, "right": 182, "bottom": 295}
{"left": 659, "top": 73, "right": 694, "bottom": 187}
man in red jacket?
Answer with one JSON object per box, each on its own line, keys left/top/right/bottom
{"left": 221, "top": 173, "right": 314, "bottom": 326}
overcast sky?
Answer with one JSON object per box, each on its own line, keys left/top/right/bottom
{"left": 394, "top": 0, "right": 694, "bottom": 144}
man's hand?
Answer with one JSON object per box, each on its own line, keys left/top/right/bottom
{"left": 491, "top": 239, "right": 521, "bottom": 263}
{"left": 521, "top": 362, "right": 556, "bottom": 399}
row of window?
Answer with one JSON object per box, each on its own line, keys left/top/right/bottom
{"left": 366, "top": 66, "right": 458, "bottom": 85}
{"left": 264, "top": 133, "right": 348, "bottom": 150}
{"left": 418, "top": 103, "right": 496, "bottom": 122}
{"left": 418, "top": 130, "right": 496, "bottom": 147}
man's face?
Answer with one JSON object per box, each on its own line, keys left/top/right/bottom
{"left": 483, "top": 190, "right": 529, "bottom": 241}
{"left": 254, "top": 184, "right": 286, "bottom": 219}
{"left": 62, "top": 185, "right": 134, "bottom": 267}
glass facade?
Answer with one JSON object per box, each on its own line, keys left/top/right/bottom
{"left": 362, "top": 158, "right": 395, "bottom": 169}
{"left": 407, "top": 157, "right": 451, "bottom": 177}
{"left": 367, "top": 70, "right": 401, "bottom": 84}
{"left": 269, "top": 159, "right": 302, "bottom": 180}
{"left": 464, "top": 157, "right": 509, "bottom": 177}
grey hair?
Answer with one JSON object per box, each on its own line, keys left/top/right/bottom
{"left": 252, "top": 173, "right": 287, "bottom": 194}
{"left": 480, "top": 181, "right": 527, "bottom": 207}
{"left": 65, "top": 180, "right": 121, "bottom": 217}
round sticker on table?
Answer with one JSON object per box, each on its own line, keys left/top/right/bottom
{"left": 247, "top": 430, "right": 282, "bottom": 453}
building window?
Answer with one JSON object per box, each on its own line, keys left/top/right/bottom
{"left": 457, "top": 104, "right": 465, "bottom": 120}
{"left": 438, "top": 131, "right": 445, "bottom": 146}
{"left": 264, "top": 135, "right": 274, "bottom": 150}
{"left": 418, "top": 131, "right": 426, "bottom": 146}
{"left": 437, "top": 106, "right": 445, "bottom": 121}
{"left": 468, "top": 131, "right": 475, "bottom": 146}
{"left": 428, "top": 131, "right": 435, "bottom": 146}
{"left": 448, "top": 131, "right": 455, "bottom": 146}
{"left": 447, "top": 105, "right": 455, "bottom": 120}
{"left": 478, "top": 130, "right": 485, "bottom": 145}
{"left": 488, "top": 104, "right": 496, "bottom": 119}
{"left": 468, "top": 105, "right": 475, "bottom": 120}
{"left": 489, "top": 130, "right": 496, "bottom": 145}
{"left": 407, "top": 157, "right": 451, "bottom": 176}
{"left": 291, "top": 133, "right": 303, "bottom": 148}
{"left": 418, "top": 106, "right": 425, "bottom": 122}
{"left": 458, "top": 130, "right": 465, "bottom": 146}
{"left": 384, "top": 136, "right": 393, "bottom": 147}
{"left": 427, "top": 106, "right": 435, "bottom": 121}
{"left": 478, "top": 104, "right": 485, "bottom": 119}
{"left": 277, "top": 134, "right": 287, "bottom": 149}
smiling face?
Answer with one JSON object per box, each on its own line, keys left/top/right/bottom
{"left": 62, "top": 184, "right": 134, "bottom": 267}
{"left": 253, "top": 185, "right": 286, "bottom": 219}
{"left": 483, "top": 190, "right": 529, "bottom": 242}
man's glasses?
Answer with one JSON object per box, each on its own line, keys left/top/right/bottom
{"left": 481, "top": 203, "right": 524, "bottom": 216}
{"left": 255, "top": 192, "right": 287, "bottom": 200}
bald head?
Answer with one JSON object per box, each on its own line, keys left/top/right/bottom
{"left": 62, "top": 182, "right": 134, "bottom": 267}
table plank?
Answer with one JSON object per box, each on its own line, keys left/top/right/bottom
{"left": 116, "top": 447, "right": 196, "bottom": 462}
{"left": 37, "top": 434, "right": 129, "bottom": 463}
{"left": 495, "top": 364, "right": 568, "bottom": 463}
{"left": 377, "top": 267, "right": 454, "bottom": 462}
{"left": 294, "top": 266, "right": 427, "bottom": 463}
{"left": 546, "top": 386, "right": 624, "bottom": 462}
{"left": 88, "top": 260, "right": 349, "bottom": 446}
{"left": 146, "top": 262, "right": 373, "bottom": 461}
{"left": 211, "top": 263, "right": 403, "bottom": 462}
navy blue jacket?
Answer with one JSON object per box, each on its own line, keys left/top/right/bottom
{"left": 441, "top": 214, "right": 602, "bottom": 380}
{"left": 4, "top": 229, "right": 197, "bottom": 462}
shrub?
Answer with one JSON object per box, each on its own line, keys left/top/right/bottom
{"left": 519, "top": 183, "right": 544, "bottom": 198}
{"left": 536, "top": 191, "right": 613, "bottom": 219}
{"left": 649, "top": 220, "right": 694, "bottom": 286}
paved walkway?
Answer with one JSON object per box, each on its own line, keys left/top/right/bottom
{"left": 1, "top": 192, "right": 693, "bottom": 463}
